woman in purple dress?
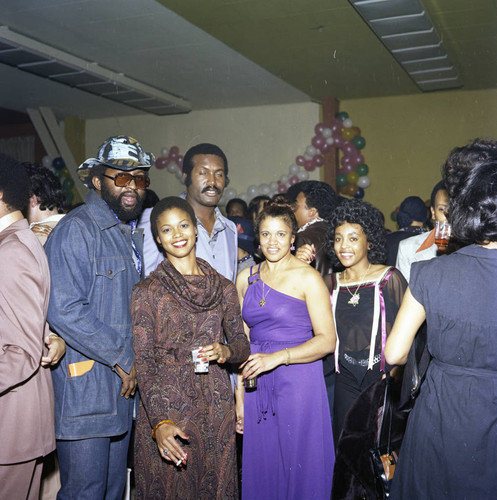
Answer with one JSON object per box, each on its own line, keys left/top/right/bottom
{"left": 386, "top": 139, "right": 497, "bottom": 498}
{"left": 235, "top": 200, "right": 336, "bottom": 500}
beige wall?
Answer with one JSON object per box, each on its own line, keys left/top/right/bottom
{"left": 341, "top": 88, "right": 497, "bottom": 229}
{"left": 80, "top": 89, "right": 497, "bottom": 229}
{"left": 84, "top": 102, "right": 322, "bottom": 203}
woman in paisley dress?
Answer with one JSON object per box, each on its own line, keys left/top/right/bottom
{"left": 130, "top": 196, "right": 250, "bottom": 499}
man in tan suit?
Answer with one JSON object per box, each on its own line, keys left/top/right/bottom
{"left": 0, "top": 154, "right": 56, "bottom": 499}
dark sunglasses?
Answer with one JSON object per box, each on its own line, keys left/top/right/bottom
{"left": 102, "top": 172, "right": 150, "bottom": 189}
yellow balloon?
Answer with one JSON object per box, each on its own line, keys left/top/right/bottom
{"left": 341, "top": 127, "right": 355, "bottom": 141}
{"left": 347, "top": 171, "right": 359, "bottom": 184}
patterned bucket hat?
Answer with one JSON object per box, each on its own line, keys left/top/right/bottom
{"left": 77, "top": 135, "right": 155, "bottom": 188}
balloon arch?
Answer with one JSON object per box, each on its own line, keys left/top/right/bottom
{"left": 154, "top": 111, "right": 370, "bottom": 206}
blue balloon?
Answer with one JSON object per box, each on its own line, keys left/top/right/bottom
{"left": 354, "top": 187, "right": 365, "bottom": 199}
{"left": 52, "top": 157, "right": 65, "bottom": 169}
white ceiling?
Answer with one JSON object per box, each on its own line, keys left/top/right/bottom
{"left": 0, "top": 0, "right": 310, "bottom": 120}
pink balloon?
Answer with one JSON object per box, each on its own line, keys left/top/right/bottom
{"left": 343, "top": 163, "right": 355, "bottom": 174}
{"left": 314, "top": 123, "right": 325, "bottom": 135}
{"left": 155, "top": 156, "right": 169, "bottom": 170}
{"left": 169, "top": 150, "right": 178, "bottom": 161}
{"left": 351, "top": 154, "right": 365, "bottom": 167}
{"left": 296, "top": 155, "right": 305, "bottom": 166}
{"left": 177, "top": 155, "right": 183, "bottom": 169}
{"left": 289, "top": 175, "right": 299, "bottom": 186}
{"left": 277, "top": 183, "right": 287, "bottom": 193}
{"left": 342, "top": 141, "right": 357, "bottom": 156}
{"left": 333, "top": 135, "right": 345, "bottom": 148}
{"left": 321, "top": 143, "right": 332, "bottom": 154}
{"left": 313, "top": 155, "right": 324, "bottom": 166}
{"left": 337, "top": 166, "right": 348, "bottom": 175}
{"left": 304, "top": 160, "right": 316, "bottom": 172}
{"left": 341, "top": 155, "right": 353, "bottom": 168}
{"left": 169, "top": 145, "right": 179, "bottom": 155}
{"left": 311, "top": 135, "right": 325, "bottom": 150}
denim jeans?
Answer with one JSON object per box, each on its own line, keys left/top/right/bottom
{"left": 56, "top": 422, "right": 131, "bottom": 500}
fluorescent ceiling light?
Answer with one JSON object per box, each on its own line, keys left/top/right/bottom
{"left": 0, "top": 26, "right": 191, "bottom": 116}
{"left": 348, "top": 0, "right": 462, "bottom": 91}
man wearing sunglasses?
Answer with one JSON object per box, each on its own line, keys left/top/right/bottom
{"left": 45, "top": 135, "right": 153, "bottom": 500}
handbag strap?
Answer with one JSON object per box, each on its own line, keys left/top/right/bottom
{"left": 377, "top": 372, "right": 393, "bottom": 452}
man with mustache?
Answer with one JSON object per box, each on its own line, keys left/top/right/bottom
{"left": 141, "top": 143, "right": 237, "bottom": 282}
{"left": 45, "top": 136, "right": 153, "bottom": 499}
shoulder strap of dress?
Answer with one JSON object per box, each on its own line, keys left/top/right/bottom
{"left": 248, "top": 262, "right": 262, "bottom": 285}
{"left": 379, "top": 266, "right": 394, "bottom": 290}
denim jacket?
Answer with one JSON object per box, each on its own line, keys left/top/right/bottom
{"left": 45, "top": 190, "right": 143, "bottom": 439}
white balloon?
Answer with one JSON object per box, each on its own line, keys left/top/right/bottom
{"left": 218, "top": 194, "right": 227, "bottom": 207}
{"left": 288, "top": 163, "right": 299, "bottom": 175}
{"left": 167, "top": 162, "right": 179, "bottom": 174}
{"left": 240, "top": 193, "right": 250, "bottom": 203}
{"left": 161, "top": 147, "right": 169, "bottom": 157}
{"left": 175, "top": 170, "right": 184, "bottom": 182}
{"left": 303, "top": 154, "right": 313, "bottom": 161}
{"left": 269, "top": 181, "right": 278, "bottom": 192}
{"left": 225, "top": 187, "right": 237, "bottom": 199}
{"left": 247, "top": 185, "right": 259, "bottom": 198}
{"left": 325, "top": 137, "right": 334, "bottom": 145}
{"left": 42, "top": 155, "right": 52, "bottom": 168}
{"left": 357, "top": 175, "right": 371, "bottom": 188}
{"left": 280, "top": 175, "right": 289, "bottom": 185}
{"left": 306, "top": 145, "right": 318, "bottom": 157}
{"left": 343, "top": 118, "right": 353, "bottom": 128}
{"left": 297, "top": 171, "right": 309, "bottom": 181}
{"left": 259, "top": 183, "right": 270, "bottom": 195}
{"left": 322, "top": 128, "right": 332, "bottom": 139}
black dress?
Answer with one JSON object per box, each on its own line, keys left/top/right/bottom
{"left": 331, "top": 267, "right": 406, "bottom": 444}
{"left": 391, "top": 245, "right": 497, "bottom": 499}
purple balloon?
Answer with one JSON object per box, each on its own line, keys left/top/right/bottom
{"left": 289, "top": 175, "right": 299, "bottom": 185}
{"left": 311, "top": 135, "right": 325, "bottom": 150}
{"left": 296, "top": 155, "right": 305, "bottom": 166}
{"left": 314, "top": 123, "right": 325, "bottom": 135}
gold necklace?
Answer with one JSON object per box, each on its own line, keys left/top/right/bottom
{"left": 343, "top": 262, "right": 371, "bottom": 307}
{"left": 259, "top": 281, "right": 271, "bottom": 307}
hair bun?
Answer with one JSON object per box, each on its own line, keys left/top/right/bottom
{"left": 266, "top": 194, "right": 294, "bottom": 210}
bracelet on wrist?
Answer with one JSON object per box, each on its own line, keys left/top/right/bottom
{"left": 152, "top": 419, "right": 175, "bottom": 440}
{"left": 285, "top": 348, "right": 291, "bottom": 366}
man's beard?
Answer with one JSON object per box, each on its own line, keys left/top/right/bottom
{"left": 100, "top": 183, "right": 144, "bottom": 222}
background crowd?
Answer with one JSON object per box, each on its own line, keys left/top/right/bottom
{"left": 1, "top": 135, "right": 497, "bottom": 500}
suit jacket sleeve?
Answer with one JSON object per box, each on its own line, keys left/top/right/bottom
{"left": 0, "top": 239, "right": 45, "bottom": 393}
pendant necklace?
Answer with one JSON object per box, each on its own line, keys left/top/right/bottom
{"left": 259, "top": 281, "right": 271, "bottom": 307}
{"left": 343, "top": 262, "right": 371, "bottom": 307}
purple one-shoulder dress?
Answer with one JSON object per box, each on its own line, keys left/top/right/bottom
{"left": 242, "top": 266, "right": 334, "bottom": 500}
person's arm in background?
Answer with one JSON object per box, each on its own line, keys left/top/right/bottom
{"left": 0, "top": 240, "right": 45, "bottom": 393}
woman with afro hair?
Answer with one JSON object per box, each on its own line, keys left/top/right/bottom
{"left": 324, "top": 198, "right": 407, "bottom": 446}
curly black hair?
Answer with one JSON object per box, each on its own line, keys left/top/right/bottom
{"left": 255, "top": 198, "right": 299, "bottom": 236}
{"left": 0, "top": 153, "right": 30, "bottom": 212}
{"left": 23, "top": 163, "right": 66, "bottom": 213}
{"left": 248, "top": 195, "right": 270, "bottom": 223}
{"left": 150, "top": 196, "right": 197, "bottom": 242}
{"left": 325, "top": 198, "right": 386, "bottom": 267}
{"left": 286, "top": 180, "right": 339, "bottom": 220}
{"left": 442, "top": 138, "right": 497, "bottom": 244}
